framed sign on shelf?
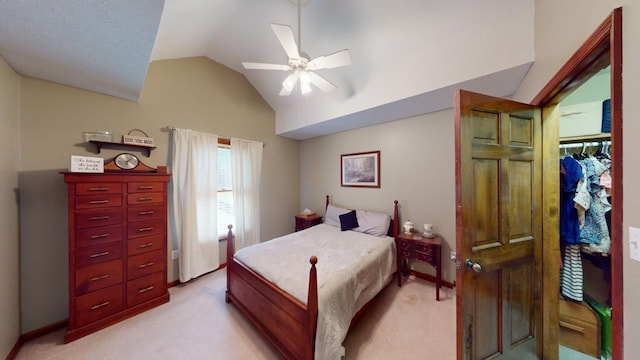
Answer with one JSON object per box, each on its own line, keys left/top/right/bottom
{"left": 340, "top": 150, "right": 380, "bottom": 188}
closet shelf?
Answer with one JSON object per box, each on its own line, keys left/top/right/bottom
{"left": 559, "top": 133, "right": 611, "bottom": 144}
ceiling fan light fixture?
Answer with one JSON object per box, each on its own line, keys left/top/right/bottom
{"left": 282, "top": 73, "right": 298, "bottom": 92}
{"left": 241, "top": 1, "right": 351, "bottom": 96}
{"left": 300, "top": 71, "right": 312, "bottom": 94}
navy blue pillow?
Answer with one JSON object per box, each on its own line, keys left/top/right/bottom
{"left": 339, "top": 210, "right": 359, "bottom": 231}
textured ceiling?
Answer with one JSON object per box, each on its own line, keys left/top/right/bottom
{"left": 0, "top": 0, "right": 535, "bottom": 140}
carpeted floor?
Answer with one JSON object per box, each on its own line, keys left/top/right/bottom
{"left": 15, "top": 269, "right": 456, "bottom": 359}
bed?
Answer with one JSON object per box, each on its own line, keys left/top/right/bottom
{"left": 225, "top": 196, "right": 399, "bottom": 360}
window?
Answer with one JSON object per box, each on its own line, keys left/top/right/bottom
{"left": 217, "top": 145, "right": 234, "bottom": 238}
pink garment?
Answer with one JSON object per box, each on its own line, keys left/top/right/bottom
{"left": 600, "top": 171, "right": 612, "bottom": 196}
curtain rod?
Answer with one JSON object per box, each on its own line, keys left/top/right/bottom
{"left": 164, "top": 126, "right": 266, "bottom": 148}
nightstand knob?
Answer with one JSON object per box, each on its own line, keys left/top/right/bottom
{"left": 465, "top": 259, "right": 483, "bottom": 273}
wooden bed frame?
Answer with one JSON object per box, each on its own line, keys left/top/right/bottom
{"left": 225, "top": 196, "right": 399, "bottom": 360}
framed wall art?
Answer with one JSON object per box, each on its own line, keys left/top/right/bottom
{"left": 340, "top": 150, "right": 380, "bottom": 188}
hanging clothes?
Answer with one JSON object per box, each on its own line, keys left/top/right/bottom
{"left": 560, "top": 245, "right": 584, "bottom": 301}
{"left": 580, "top": 156, "right": 612, "bottom": 254}
{"left": 560, "top": 156, "right": 583, "bottom": 246}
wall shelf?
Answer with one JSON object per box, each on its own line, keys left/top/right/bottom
{"left": 89, "top": 140, "right": 155, "bottom": 157}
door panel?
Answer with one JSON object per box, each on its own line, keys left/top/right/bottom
{"left": 456, "top": 90, "right": 542, "bottom": 359}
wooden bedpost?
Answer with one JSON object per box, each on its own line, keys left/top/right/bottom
{"left": 225, "top": 224, "right": 233, "bottom": 303}
{"left": 392, "top": 200, "right": 399, "bottom": 238}
{"left": 306, "top": 256, "right": 319, "bottom": 360}
{"left": 325, "top": 195, "right": 330, "bottom": 210}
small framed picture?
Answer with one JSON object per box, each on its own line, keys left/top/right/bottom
{"left": 341, "top": 151, "right": 380, "bottom": 188}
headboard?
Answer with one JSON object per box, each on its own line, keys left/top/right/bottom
{"left": 324, "top": 195, "right": 399, "bottom": 237}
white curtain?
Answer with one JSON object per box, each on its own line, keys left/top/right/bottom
{"left": 230, "top": 138, "right": 263, "bottom": 250}
{"left": 171, "top": 128, "right": 220, "bottom": 282}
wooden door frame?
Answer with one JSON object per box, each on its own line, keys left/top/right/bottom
{"left": 532, "top": 8, "right": 622, "bottom": 359}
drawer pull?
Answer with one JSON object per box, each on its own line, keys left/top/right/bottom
{"left": 90, "top": 301, "right": 111, "bottom": 310}
{"left": 138, "top": 243, "right": 154, "bottom": 249}
{"left": 89, "top": 215, "right": 110, "bottom": 221}
{"left": 138, "top": 186, "right": 154, "bottom": 190}
{"left": 138, "top": 227, "right": 154, "bottom": 232}
{"left": 89, "top": 251, "right": 110, "bottom": 258}
{"left": 559, "top": 320, "right": 586, "bottom": 334}
{"left": 88, "top": 187, "right": 109, "bottom": 192}
{"left": 89, "top": 200, "right": 109, "bottom": 205}
{"left": 138, "top": 262, "right": 155, "bottom": 269}
{"left": 138, "top": 211, "right": 155, "bottom": 215}
{"left": 90, "top": 233, "right": 110, "bottom": 239}
{"left": 89, "top": 274, "right": 109, "bottom": 282}
{"left": 137, "top": 197, "right": 154, "bottom": 202}
{"left": 138, "top": 285, "right": 155, "bottom": 293}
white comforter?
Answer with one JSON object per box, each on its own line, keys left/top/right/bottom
{"left": 233, "top": 224, "right": 396, "bottom": 360}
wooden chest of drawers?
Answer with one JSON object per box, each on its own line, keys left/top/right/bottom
{"left": 63, "top": 171, "right": 170, "bottom": 342}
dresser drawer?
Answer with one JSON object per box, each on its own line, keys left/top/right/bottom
{"left": 75, "top": 209, "right": 123, "bottom": 229}
{"left": 76, "top": 183, "right": 121, "bottom": 196}
{"left": 75, "top": 284, "right": 124, "bottom": 327}
{"left": 559, "top": 299, "right": 600, "bottom": 358}
{"left": 76, "top": 224, "right": 123, "bottom": 248}
{"left": 128, "top": 182, "right": 164, "bottom": 193}
{"left": 127, "top": 272, "right": 166, "bottom": 307}
{"left": 127, "top": 249, "right": 165, "bottom": 280}
{"left": 127, "top": 192, "right": 164, "bottom": 205}
{"left": 75, "top": 260, "right": 123, "bottom": 296}
{"left": 75, "top": 242, "right": 123, "bottom": 268}
{"left": 127, "top": 205, "right": 165, "bottom": 222}
{"left": 75, "top": 195, "right": 122, "bottom": 210}
{"left": 127, "top": 218, "right": 165, "bottom": 239}
{"left": 128, "top": 234, "right": 165, "bottom": 256}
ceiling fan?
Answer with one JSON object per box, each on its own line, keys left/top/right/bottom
{"left": 241, "top": 1, "right": 351, "bottom": 96}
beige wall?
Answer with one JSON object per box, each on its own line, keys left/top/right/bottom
{"left": 0, "top": 56, "right": 21, "bottom": 357}
{"left": 300, "top": 109, "right": 457, "bottom": 283}
{"left": 513, "top": 1, "right": 637, "bottom": 357}
{"left": 18, "top": 57, "right": 300, "bottom": 333}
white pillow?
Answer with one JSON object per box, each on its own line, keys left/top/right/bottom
{"left": 354, "top": 210, "right": 392, "bottom": 237}
{"left": 324, "top": 204, "right": 351, "bottom": 228}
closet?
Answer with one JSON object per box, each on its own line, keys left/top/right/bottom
{"left": 558, "top": 66, "right": 612, "bottom": 360}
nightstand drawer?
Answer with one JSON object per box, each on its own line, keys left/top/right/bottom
{"left": 400, "top": 247, "right": 436, "bottom": 263}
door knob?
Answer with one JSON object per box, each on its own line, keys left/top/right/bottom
{"left": 465, "top": 259, "right": 482, "bottom": 272}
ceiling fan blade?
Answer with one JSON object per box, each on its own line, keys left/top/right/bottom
{"left": 279, "top": 71, "right": 301, "bottom": 96}
{"left": 271, "top": 23, "right": 300, "bottom": 60}
{"left": 308, "top": 72, "right": 337, "bottom": 93}
{"left": 307, "top": 50, "right": 352, "bottom": 70}
{"left": 242, "top": 62, "right": 291, "bottom": 71}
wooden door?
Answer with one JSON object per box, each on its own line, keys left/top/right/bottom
{"left": 455, "top": 90, "right": 542, "bottom": 359}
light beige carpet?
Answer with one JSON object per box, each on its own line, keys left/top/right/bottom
{"left": 15, "top": 269, "right": 456, "bottom": 359}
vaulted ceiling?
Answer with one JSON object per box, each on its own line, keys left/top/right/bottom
{"left": 0, "top": 0, "right": 534, "bottom": 140}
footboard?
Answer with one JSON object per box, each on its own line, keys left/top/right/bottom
{"left": 225, "top": 225, "right": 318, "bottom": 360}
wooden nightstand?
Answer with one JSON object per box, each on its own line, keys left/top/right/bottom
{"left": 295, "top": 213, "right": 322, "bottom": 231}
{"left": 395, "top": 232, "right": 442, "bottom": 301}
